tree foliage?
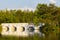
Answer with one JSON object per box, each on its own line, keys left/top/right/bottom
{"left": 0, "top": 4, "right": 59, "bottom": 40}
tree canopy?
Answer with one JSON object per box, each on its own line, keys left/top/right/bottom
{"left": 0, "top": 4, "right": 60, "bottom": 27}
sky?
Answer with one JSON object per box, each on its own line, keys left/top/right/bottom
{"left": 0, "top": 0, "right": 60, "bottom": 10}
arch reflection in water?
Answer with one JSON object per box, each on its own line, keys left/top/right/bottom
{"left": 38, "top": 23, "right": 45, "bottom": 37}
{"left": 28, "top": 27, "right": 34, "bottom": 32}
{"left": 1, "top": 23, "right": 46, "bottom": 37}
{"left": 11, "top": 26, "right": 17, "bottom": 32}
{"left": 27, "top": 24, "right": 35, "bottom": 36}
{"left": 22, "top": 27, "right": 25, "bottom": 31}
{"left": 5, "top": 26, "right": 9, "bottom": 32}
{"left": 3, "top": 26, "right": 9, "bottom": 32}
{"left": 1, "top": 23, "right": 29, "bottom": 37}
{"left": 19, "top": 26, "right": 25, "bottom": 32}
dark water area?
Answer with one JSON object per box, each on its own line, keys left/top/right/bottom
{"left": 0, "top": 29, "right": 59, "bottom": 40}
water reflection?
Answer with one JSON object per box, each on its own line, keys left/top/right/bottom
{"left": 27, "top": 28, "right": 60, "bottom": 40}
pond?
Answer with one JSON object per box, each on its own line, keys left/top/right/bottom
{"left": 0, "top": 30, "right": 59, "bottom": 40}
